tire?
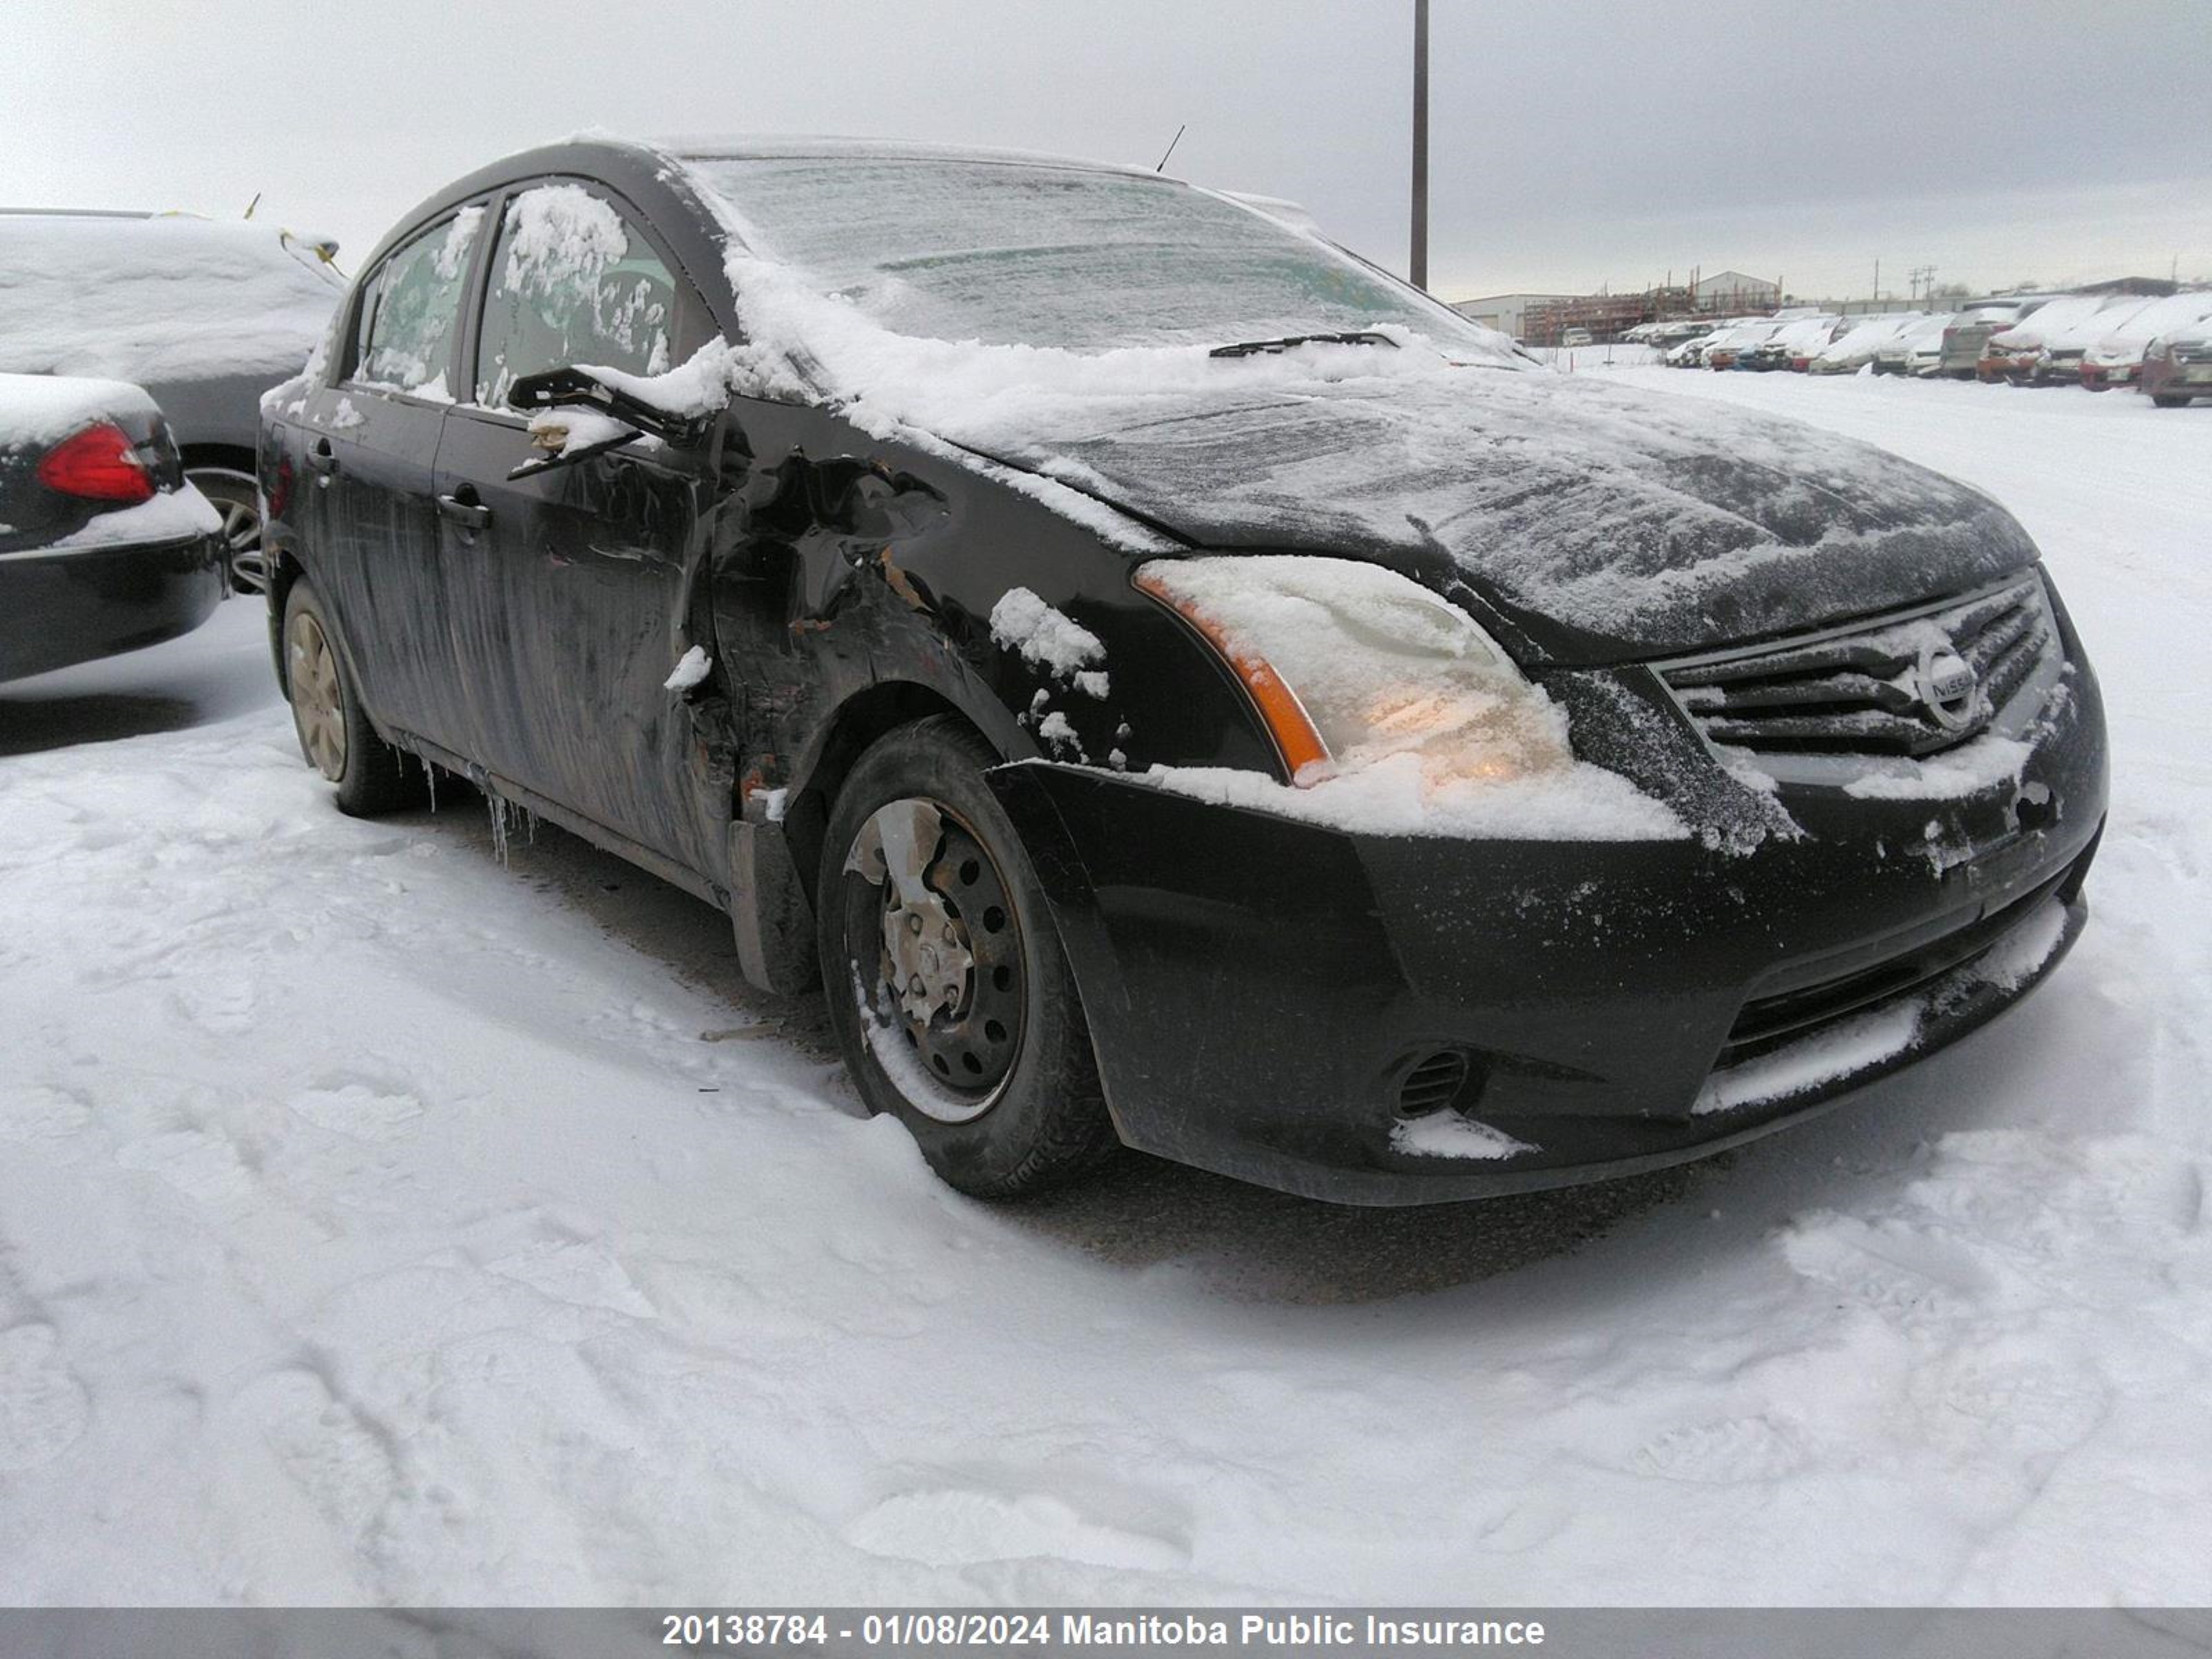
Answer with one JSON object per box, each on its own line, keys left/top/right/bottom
{"left": 818, "top": 715, "right": 1118, "bottom": 1198}
{"left": 2152, "top": 395, "right": 2188, "bottom": 409}
{"left": 281, "top": 579, "right": 422, "bottom": 817}
{"left": 187, "top": 467, "right": 265, "bottom": 593}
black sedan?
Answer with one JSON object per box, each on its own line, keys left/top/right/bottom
{"left": 257, "top": 138, "right": 2107, "bottom": 1205}
{"left": 1, "top": 371, "right": 226, "bottom": 683}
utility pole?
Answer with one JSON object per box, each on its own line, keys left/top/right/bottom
{"left": 1410, "top": 0, "right": 1429, "bottom": 290}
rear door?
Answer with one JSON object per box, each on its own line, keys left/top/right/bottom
{"left": 303, "top": 205, "right": 489, "bottom": 745}
{"left": 433, "top": 178, "right": 724, "bottom": 875}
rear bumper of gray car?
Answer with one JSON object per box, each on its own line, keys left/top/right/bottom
{"left": 0, "top": 530, "right": 225, "bottom": 683}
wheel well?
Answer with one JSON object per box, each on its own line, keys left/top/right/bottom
{"left": 265, "top": 550, "right": 306, "bottom": 691}
{"left": 782, "top": 683, "right": 990, "bottom": 903}
{"left": 179, "top": 443, "right": 258, "bottom": 478}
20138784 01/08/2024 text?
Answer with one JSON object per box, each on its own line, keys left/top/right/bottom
{"left": 655, "top": 1611, "right": 1548, "bottom": 1647}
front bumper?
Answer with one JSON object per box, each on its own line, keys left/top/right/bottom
{"left": 0, "top": 530, "right": 225, "bottom": 683}
{"left": 988, "top": 656, "right": 2107, "bottom": 1206}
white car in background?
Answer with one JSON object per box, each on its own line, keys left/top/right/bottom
{"left": 1743, "top": 315, "right": 1841, "bottom": 371}
{"left": 1871, "top": 312, "right": 1958, "bottom": 377}
{"left": 1807, "top": 313, "right": 1920, "bottom": 374}
{"left": 2081, "top": 292, "right": 2212, "bottom": 389}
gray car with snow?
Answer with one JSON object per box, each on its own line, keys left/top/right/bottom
{"left": 257, "top": 137, "right": 2108, "bottom": 1204}
{"left": 0, "top": 209, "right": 341, "bottom": 590}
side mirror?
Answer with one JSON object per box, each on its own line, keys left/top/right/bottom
{"left": 505, "top": 418, "right": 640, "bottom": 482}
{"left": 507, "top": 366, "right": 709, "bottom": 447}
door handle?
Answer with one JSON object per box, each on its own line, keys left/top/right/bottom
{"left": 437, "top": 491, "right": 491, "bottom": 532}
{"left": 306, "top": 438, "right": 339, "bottom": 476}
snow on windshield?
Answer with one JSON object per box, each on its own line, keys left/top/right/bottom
{"left": 0, "top": 215, "right": 337, "bottom": 384}
{"left": 682, "top": 155, "right": 1515, "bottom": 357}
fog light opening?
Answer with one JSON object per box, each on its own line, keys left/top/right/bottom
{"left": 1396, "top": 1049, "right": 1472, "bottom": 1120}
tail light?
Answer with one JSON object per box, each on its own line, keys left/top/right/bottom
{"left": 36, "top": 423, "right": 155, "bottom": 504}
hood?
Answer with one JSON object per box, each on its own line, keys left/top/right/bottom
{"left": 984, "top": 362, "right": 2041, "bottom": 666}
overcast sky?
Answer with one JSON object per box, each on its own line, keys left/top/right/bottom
{"left": 4, "top": 0, "right": 2206, "bottom": 303}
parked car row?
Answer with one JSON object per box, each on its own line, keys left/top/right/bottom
{"left": 1642, "top": 290, "right": 2212, "bottom": 404}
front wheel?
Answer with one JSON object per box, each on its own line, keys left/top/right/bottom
{"left": 2152, "top": 394, "right": 2189, "bottom": 409}
{"left": 818, "top": 716, "right": 1118, "bottom": 1197}
{"left": 282, "top": 579, "right": 422, "bottom": 817}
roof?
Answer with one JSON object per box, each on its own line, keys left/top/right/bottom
{"left": 657, "top": 134, "right": 1163, "bottom": 180}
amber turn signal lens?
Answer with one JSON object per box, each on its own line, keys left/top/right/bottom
{"left": 1134, "top": 566, "right": 1330, "bottom": 782}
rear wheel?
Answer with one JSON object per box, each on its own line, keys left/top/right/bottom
{"left": 282, "top": 579, "right": 420, "bottom": 817}
{"left": 819, "top": 716, "right": 1118, "bottom": 1197}
{"left": 2152, "top": 394, "right": 2188, "bottom": 409}
{"left": 187, "top": 467, "right": 265, "bottom": 593}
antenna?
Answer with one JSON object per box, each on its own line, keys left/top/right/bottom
{"left": 1154, "top": 124, "right": 1186, "bottom": 174}
{"left": 1409, "top": 0, "right": 1429, "bottom": 290}
{"left": 243, "top": 191, "right": 261, "bottom": 221}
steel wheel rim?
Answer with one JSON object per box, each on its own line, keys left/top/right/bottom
{"left": 842, "top": 796, "right": 1026, "bottom": 1124}
{"left": 286, "top": 610, "right": 348, "bottom": 781}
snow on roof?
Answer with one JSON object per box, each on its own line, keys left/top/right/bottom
{"left": 2081, "top": 292, "right": 2212, "bottom": 365}
{"left": 1987, "top": 293, "right": 2124, "bottom": 350}
{"left": 0, "top": 213, "right": 341, "bottom": 385}
{"left": 664, "top": 133, "right": 1160, "bottom": 179}
{"left": 2089, "top": 292, "right": 2212, "bottom": 348}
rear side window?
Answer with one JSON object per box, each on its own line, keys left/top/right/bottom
{"left": 350, "top": 207, "right": 484, "bottom": 397}
{"left": 474, "top": 183, "right": 684, "bottom": 406}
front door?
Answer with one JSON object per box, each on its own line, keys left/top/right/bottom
{"left": 434, "top": 178, "right": 725, "bottom": 877}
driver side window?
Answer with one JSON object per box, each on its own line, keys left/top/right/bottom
{"left": 474, "top": 182, "right": 690, "bottom": 407}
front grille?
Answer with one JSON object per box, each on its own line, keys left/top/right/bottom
{"left": 1661, "top": 575, "right": 2055, "bottom": 758}
{"left": 1722, "top": 868, "right": 2070, "bottom": 1060}
{"left": 1396, "top": 1051, "right": 1470, "bottom": 1118}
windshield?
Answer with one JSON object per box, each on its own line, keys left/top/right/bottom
{"left": 682, "top": 155, "right": 1512, "bottom": 358}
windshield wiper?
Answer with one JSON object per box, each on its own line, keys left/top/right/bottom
{"left": 1207, "top": 330, "right": 1401, "bottom": 359}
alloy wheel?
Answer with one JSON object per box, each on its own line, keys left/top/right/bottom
{"left": 287, "top": 609, "right": 348, "bottom": 781}
{"left": 186, "top": 467, "right": 266, "bottom": 592}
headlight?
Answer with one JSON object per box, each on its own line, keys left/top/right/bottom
{"left": 1133, "top": 556, "right": 1573, "bottom": 787}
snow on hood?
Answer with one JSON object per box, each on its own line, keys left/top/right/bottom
{"left": 669, "top": 153, "right": 2038, "bottom": 663}
{"left": 0, "top": 214, "right": 339, "bottom": 386}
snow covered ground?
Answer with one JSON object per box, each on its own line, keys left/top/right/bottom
{"left": 2, "top": 376, "right": 2209, "bottom": 1606}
